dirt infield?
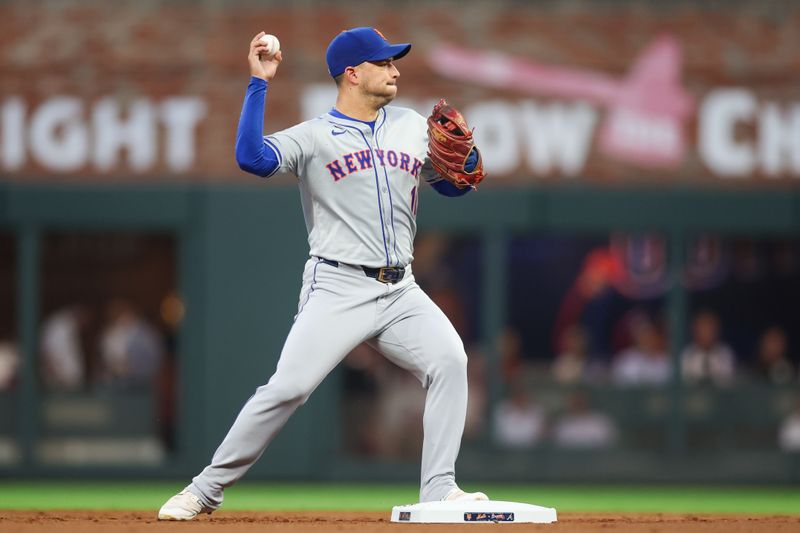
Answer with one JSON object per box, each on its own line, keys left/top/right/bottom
{"left": 1, "top": 511, "right": 798, "bottom": 532}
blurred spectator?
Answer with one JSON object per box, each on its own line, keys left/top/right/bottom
{"left": 99, "top": 300, "right": 165, "bottom": 388}
{"left": 39, "top": 304, "right": 92, "bottom": 390}
{"left": 752, "top": 326, "right": 795, "bottom": 385}
{"left": 681, "top": 310, "right": 735, "bottom": 386}
{"left": 0, "top": 341, "right": 19, "bottom": 391}
{"left": 340, "top": 343, "right": 382, "bottom": 455}
{"left": 411, "top": 232, "right": 470, "bottom": 338}
{"left": 611, "top": 315, "right": 670, "bottom": 386}
{"left": 497, "top": 326, "right": 529, "bottom": 385}
{"left": 553, "top": 248, "right": 626, "bottom": 362}
{"left": 778, "top": 399, "right": 800, "bottom": 452}
{"left": 552, "top": 392, "right": 618, "bottom": 449}
{"left": 377, "top": 372, "right": 426, "bottom": 459}
{"left": 731, "top": 240, "right": 763, "bottom": 282}
{"left": 552, "top": 324, "right": 605, "bottom": 384}
{"left": 492, "top": 380, "right": 546, "bottom": 448}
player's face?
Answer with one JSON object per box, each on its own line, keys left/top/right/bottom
{"left": 356, "top": 59, "right": 400, "bottom": 104}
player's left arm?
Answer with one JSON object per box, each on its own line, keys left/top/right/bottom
{"left": 424, "top": 149, "right": 480, "bottom": 197}
{"left": 419, "top": 104, "right": 484, "bottom": 196}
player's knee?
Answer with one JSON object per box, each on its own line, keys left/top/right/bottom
{"left": 260, "top": 380, "right": 313, "bottom": 405}
{"left": 430, "top": 348, "right": 468, "bottom": 379}
{"left": 281, "top": 383, "right": 313, "bottom": 404}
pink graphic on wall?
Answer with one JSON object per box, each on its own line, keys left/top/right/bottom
{"left": 428, "top": 36, "right": 695, "bottom": 168}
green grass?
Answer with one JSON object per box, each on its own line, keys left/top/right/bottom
{"left": 0, "top": 482, "right": 798, "bottom": 514}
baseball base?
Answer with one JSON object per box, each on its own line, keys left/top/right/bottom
{"left": 390, "top": 499, "right": 557, "bottom": 524}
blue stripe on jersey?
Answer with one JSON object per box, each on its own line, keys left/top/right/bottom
{"left": 264, "top": 138, "right": 282, "bottom": 164}
{"left": 373, "top": 133, "right": 400, "bottom": 267}
{"left": 235, "top": 77, "right": 281, "bottom": 177}
{"left": 330, "top": 122, "right": 391, "bottom": 267}
{"left": 375, "top": 108, "right": 387, "bottom": 133}
{"left": 263, "top": 139, "right": 283, "bottom": 177}
{"left": 329, "top": 108, "right": 377, "bottom": 133}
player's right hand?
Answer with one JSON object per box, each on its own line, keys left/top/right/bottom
{"left": 249, "top": 31, "right": 282, "bottom": 81}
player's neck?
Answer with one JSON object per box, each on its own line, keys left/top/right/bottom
{"left": 334, "top": 93, "right": 382, "bottom": 122}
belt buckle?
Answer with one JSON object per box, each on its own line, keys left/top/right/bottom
{"left": 377, "top": 267, "right": 393, "bottom": 284}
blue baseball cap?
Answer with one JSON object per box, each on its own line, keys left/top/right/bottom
{"left": 326, "top": 27, "right": 411, "bottom": 78}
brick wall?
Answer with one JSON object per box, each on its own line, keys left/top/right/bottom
{"left": 1, "top": 0, "right": 798, "bottom": 184}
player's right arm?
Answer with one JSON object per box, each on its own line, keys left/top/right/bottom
{"left": 235, "top": 32, "right": 284, "bottom": 177}
{"left": 248, "top": 31, "right": 282, "bottom": 82}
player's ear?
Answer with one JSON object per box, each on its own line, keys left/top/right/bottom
{"left": 344, "top": 66, "right": 359, "bottom": 85}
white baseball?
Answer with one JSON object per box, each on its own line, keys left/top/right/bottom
{"left": 258, "top": 34, "right": 280, "bottom": 59}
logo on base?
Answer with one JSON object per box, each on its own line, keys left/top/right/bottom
{"left": 464, "top": 512, "right": 514, "bottom": 522}
{"left": 398, "top": 511, "right": 411, "bottom": 521}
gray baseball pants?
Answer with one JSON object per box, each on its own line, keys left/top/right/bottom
{"left": 188, "top": 257, "right": 468, "bottom": 508}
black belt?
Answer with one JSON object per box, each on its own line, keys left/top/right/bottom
{"left": 319, "top": 258, "right": 405, "bottom": 284}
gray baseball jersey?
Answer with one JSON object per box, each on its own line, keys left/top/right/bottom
{"left": 187, "top": 84, "right": 469, "bottom": 508}
{"left": 265, "top": 106, "right": 441, "bottom": 268}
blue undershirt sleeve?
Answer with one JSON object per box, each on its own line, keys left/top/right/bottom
{"left": 235, "top": 77, "right": 280, "bottom": 177}
{"left": 428, "top": 148, "right": 480, "bottom": 197}
{"left": 430, "top": 179, "right": 471, "bottom": 197}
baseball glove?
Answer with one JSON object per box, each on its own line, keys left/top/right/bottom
{"left": 426, "top": 99, "right": 486, "bottom": 189}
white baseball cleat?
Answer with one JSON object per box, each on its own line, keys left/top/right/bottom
{"left": 442, "top": 487, "right": 489, "bottom": 502}
{"left": 157, "top": 490, "right": 213, "bottom": 521}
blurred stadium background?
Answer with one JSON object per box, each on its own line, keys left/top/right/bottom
{"left": 1, "top": 0, "right": 800, "bottom": 493}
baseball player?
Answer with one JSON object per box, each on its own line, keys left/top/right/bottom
{"left": 158, "top": 27, "right": 486, "bottom": 521}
